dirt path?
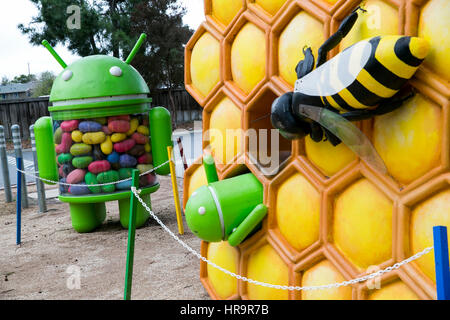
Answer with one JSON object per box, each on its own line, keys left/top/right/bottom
{"left": 0, "top": 176, "right": 210, "bottom": 300}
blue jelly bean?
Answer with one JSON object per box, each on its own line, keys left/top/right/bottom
{"left": 69, "top": 183, "right": 91, "bottom": 195}
{"left": 119, "top": 154, "right": 137, "bottom": 168}
{"left": 107, "top": 151, "right": 120, "bottom": 164}
{"left": 79, "top": 121, "right": 103, "bottom": 133}
{"left": 59, "top": 178, "right": 69, "bottom": 194}
{"left": 116, "top": 180, "right": 132, "bottom": 190}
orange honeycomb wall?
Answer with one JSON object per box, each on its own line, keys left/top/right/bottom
{"left": 184, "top": 0, "right": 450, "bottom": 300}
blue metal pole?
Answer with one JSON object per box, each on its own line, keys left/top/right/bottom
{"left": 16, "top": 157, "right": 22, "bottom": 245}
{"left": 433, "top": 226, "right": 450, "bottom": 300}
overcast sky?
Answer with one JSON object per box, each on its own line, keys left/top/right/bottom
{"left": 0, "top": 0, "right": 204, "bottom": 80}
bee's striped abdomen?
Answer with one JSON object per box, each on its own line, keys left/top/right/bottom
{"left": 325, "top": 36, "right": 427, "bottom": 112}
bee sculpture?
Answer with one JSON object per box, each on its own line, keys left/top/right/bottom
{"left": 271, "top": 7, "right": 430, "bottom": 173}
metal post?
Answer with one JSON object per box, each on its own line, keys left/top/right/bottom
{"left": 30, "top": 125, "right": 47, "bottom": 213}
{"left": 16, "top": 157, "right": 22, "bottom": 245}
{"left": 0, "top": 126, "right": 12, "bottom": 202}
{"left": 168, "top": 146, "right": 184, "bottom": 235}
{"left": 433, "top": 226, "right": 450, "bottom": 300}
{"left": 124, "top": 170, "right": 140, "bottom": 300}
{"left": 11, "top": 125, "right": 28, "bottom": 208}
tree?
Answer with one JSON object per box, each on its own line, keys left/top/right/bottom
{"left": 11, "top": 74, "right": 37, "bottom": 84}
{"left": 1, "top": 77, "right": 9, "bottom": 86}
{"left": 32, "top": 71, "right": 56, "bottom": 97}
{"left": 18, "top": 0, "right": 193, "bottom": 90}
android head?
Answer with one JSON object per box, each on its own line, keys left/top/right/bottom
{"left": 42, "top": 34, "right": 151, "bottom": 121}
{"left": 185, "top": 185, "right": 225, "bottom": 242}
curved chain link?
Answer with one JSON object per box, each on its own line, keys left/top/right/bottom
{"left": 131, "top": 187, "right": 433, "bottom": 291}
{"left": 15, "top": 160, "right": 170, "bottom": 187}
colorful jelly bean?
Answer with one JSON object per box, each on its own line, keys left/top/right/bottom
{"left": 82, "top": 131, "right": 106, "bottom": 145}
{"left": 119, "top": 154, "right": 137, "bottom": 168}
{"left": 108, "top": 120, "right": 130, "bottom": 133}
{"left": 55, "top": 132, "right": 73, "bottom": 154}
{"left": 60, "top": 120, "right": 79, "bottom": 132}
{"left": 79, "top": 121, "right": 103, "bottom": 133}
{"left": 66, "top": 169, "right": 87, "bottom": 185}
{"left": 88, "top": 160, "right": 111, "bottom": 174}
{"left": 114, "top": 139, "right": 135, "bottom": 153}
{"left": 70, "top": 143, "right": 92, "bottom": 156}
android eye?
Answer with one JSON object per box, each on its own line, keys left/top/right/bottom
{"left": 198, "top": 207, "right": 206, "bottom": 215}
{"left": 109, "top": 66, "right": 122, "bottom": 77}
{"left": 62, "top": 70, "right": 73, "bottom": 81}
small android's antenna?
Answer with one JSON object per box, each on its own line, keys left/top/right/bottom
{"left": 125, "top": 33, "right": 147, "bottom": 65}
{"left": 42, "top": 40, "right": 68, "bottom": 69}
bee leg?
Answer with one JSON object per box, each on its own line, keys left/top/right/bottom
{"left": 316, "top": 6, "right": 366, "bottom": 68}
{"left": 296, "top": 46, "right": 315, "bottom": 79}
{"left": 309, "top": 122, "right": 324, "bottom": 143}
{"left": 324, "top": 129, "right": 342, "bottom": 146}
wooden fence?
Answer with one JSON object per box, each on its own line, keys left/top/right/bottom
{"left": 0, "top": 89, "right": 202, "bottom": 141}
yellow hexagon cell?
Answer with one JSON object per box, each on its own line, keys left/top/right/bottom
{"left": 231, "top": 23, "right": 266, "bottom": 94}
{"left": 368, "top": 281, "right": 419, "bottom": 300}
{"left": 207, "top": 241, "right": 239, "bottom": 299}
{"left": 190, "top": 33, "right": 221, "bottom": 98}
{"left": 340, "top": 0, "right": 399, "bottom": 51}
{"left": 246, "top": 244, "right": 289, "bottom": 299}
{"left": 334, "top": 179, "right": 393, "bottom": 270}
{"left": 278, "top": 12, "right": 324, "bottom": 86}
{"left": 276, "top": 173, "right": 320, "bottom": 251}
{"left": 211, "top": 0, "right": 243, "bottom": 27}
{"left": 374, "top": 94, "right": 442, "bottom": 185}
{"left": 301, "top": 260, "right": 352, "bottom": 300}
{"left": 419, "top": 0, "right": 450, "bottom": 80}
{"left": 305, "top": 137, "right": 357, "bottom": 177}
{"left": 254, "top": 0, "right": 287, "bottom": 16}
{"left": 208, "top": 97, "right": 242, "bottom": 165}
{"left": 187, "top": 165, "right": 208, "bottom": 198}
{"left": 410, "top": 189, "right": 450, "bottom": 282}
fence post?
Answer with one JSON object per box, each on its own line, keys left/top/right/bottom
{"left": 16, "top": 157, "right": 22, "bottom": 245}
{"left": 124, "top": 170, "right": 140, "bottom": 300}
{"left": 0, "top": 125, "right": 12, "bottom": 202}
{"left": 433, "top": 226, "right": 450, "bottom": 300}
{"left": 11, "top": 125, "right": 28, "bottom": 209}
{"left": 30, "top": 125, "right": 47, "bottom": 213}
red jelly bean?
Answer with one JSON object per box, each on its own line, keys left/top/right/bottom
{"left": 60, "top": 120, "right": 79, "bottom": 132}
{"left": 114, "top": 139, "right": 135, "bottom": 153}
{"left": 55, "top": 132, "right": 72, "bottom": 154}
{"left": 132, "top": 132, "right": 149, "bottom": 145}
{"left": 108, "top": 120, "right": 130, "bottom": 133}
{"left": 66, "top": 169, "right": 86, "bottom": 185}
{"left": 88, "top": 160, "right": 111, "bottom": 174}
{"left": 138, "top": 153, "right": 153, "bottom": 164}
{"left": 108, "top": 115, "right": 130, "bottom": 123}
{"left": 102, "top": 126, "right": 112, "bottom": 135}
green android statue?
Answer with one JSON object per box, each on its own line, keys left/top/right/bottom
{"left": 34, "top": 34, "right": 174, "bottom": 233}
{"left": 185, "top": 154, "right": 267, "bottom": 247}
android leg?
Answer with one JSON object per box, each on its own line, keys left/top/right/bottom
{"left": 69, "top": 202, "right": 106, "bottom": 233}
{"left": 118, "top": 194, "right": 151, "bottom": 229}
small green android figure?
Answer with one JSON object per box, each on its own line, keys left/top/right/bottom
{"left": 34, "top": 34, "right": 173, "bottom": 233}
{"left": 185, "top": 154, "right": 268, "bottom": 246}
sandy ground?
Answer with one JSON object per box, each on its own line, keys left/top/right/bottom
{"left": 0, "top": 176, "right": 210, "bottom": 300}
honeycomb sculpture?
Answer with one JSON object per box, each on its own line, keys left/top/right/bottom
{"left": 184, "top": 0, "right": 450, "bottom": 300}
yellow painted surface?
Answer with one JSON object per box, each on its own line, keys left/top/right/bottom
{"left": 374, "top": 94, "right": 442, "bottom": 185}
{"left": 276, "top": 173, "right": 320, "bottom": 251}
{"left": 254, "top": 0, "right": 287, "bottom": 16}
{"left": 278, "top": 12, "right": 324, "bottom": 86}
{"left": 305, "top": 137, "right": 357, "bottom": 177}
{"left": 211, "top": 0, "right": 243, "bottom": 27}
{"left": 209, "top": 97, "right": 242, "bottom": 165}
{"left": 207, "top": 242, "right": 239, "bottom": 299}
{"left": 419, "top": 0, "right": 450, "bottom": 80}
{"left": 188, "top": 165, "right": 208, "bottom": 198}
{"left": 369, "top": 281, "right": 419, "bottom": 300}
{"left": 247, "top": 244, "right": 289, "bottom": 299}
{"left": 301, "top": 260, "right": 352, "bottom": 300}
{"left": 190, "top": 33, "right": 221, "bottom": 98}
{"left": 334, "top": 179, "right": 393, "bottom": 270}
{"left": 340, "top": 0, "right": 399, "bottom": 51}
{"left": 231, "top": 23, "right": 266, "bottom": 94}
{"left": 411, "top": 189, "right": 450, "bottom": 282}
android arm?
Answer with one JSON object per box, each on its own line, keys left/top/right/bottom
{"left": 227, "top": 204, "right": 268, "bottom": 247}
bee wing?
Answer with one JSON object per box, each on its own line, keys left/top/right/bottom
{"left": 296, "top": 104, "right": 388, "bottom": 175}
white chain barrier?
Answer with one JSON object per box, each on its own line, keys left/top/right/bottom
{"left": 131, "top": 186, "right": 433, "bottom": 291}
{"left": 15, "top": 160, "right": 170, "bottom": 187}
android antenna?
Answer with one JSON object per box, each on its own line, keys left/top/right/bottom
{"left": 125, "top": 33, "right": 147, "bottom": 65}
{"left": 42, "top": 40, "right": 68, "bottom": 69}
